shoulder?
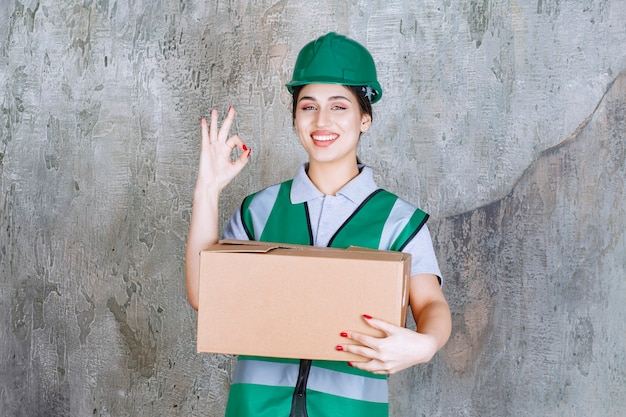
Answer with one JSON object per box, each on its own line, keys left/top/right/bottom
{"left": 242, "top": 180, "right": 291, "bottom": 206}
{"left": 376, "top": 189, "right": 429, "bottom": 221}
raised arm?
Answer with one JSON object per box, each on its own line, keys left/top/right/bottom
{"left": 185, "top": 107, "right": 250, "bottom": 310}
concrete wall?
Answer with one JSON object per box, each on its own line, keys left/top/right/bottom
{"left": 1, "top": 1, "right": 624, "bottom": 416}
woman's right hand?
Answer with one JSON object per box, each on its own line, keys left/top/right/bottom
{"left": 186, "top": 106, "right": 250, "bottom": 310}
{"left": 196, "top": 106, "right": 251, "bottom": 193}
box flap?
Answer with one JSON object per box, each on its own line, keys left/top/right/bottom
{"left": 217, "top": 239, "right": 408, "bottom": 261}
{"left": 218, "top": 238, "right": 311, "bottom": 251}
{"left": 208, "top": 244, "right": 278, "bottom": 253}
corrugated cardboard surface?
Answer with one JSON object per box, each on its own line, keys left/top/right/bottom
{"left": 197, "top": 240, "right": 411, "bottom": 361}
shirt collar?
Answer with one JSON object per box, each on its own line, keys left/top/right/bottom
{"left": 290, "top": 163, "right": 379, "bottom": 204}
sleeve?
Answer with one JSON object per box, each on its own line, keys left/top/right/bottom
{"left": 402, "top": 224, "right": 442, "bottom": 285}
{"left": 222, "top": 206, "right": 251, "bottom": 240}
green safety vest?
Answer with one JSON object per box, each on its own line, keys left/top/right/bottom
{"left": 225, "top": 180, "right": 428, "bottom": 417}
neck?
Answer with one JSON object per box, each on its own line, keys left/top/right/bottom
{"left": 307, "top": 160, "right": 360, "bottom": 196}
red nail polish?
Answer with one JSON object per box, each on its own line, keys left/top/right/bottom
{"left": 347, "top": 362, "right": 353, "bottom": 367}
{"left": 363, "top": 314, "right": 373, "bottom": 320}
{"left": 242, "top": 144, "right": 247, "bottom": 151}
{"left": 340, "top": 332, "right": 348, "bottom": 338}
{"left": 336, "top": 345, "right": 343, "bottom": 351}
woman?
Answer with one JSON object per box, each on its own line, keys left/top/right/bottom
{"left": 186, "top": 32, "right": 451, "bottom": 417}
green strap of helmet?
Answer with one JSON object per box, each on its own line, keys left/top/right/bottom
{"left": 285, "top": 32, "right": 383, "bottom": 103}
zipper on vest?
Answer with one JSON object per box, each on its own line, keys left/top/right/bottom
{"left": 289, "top": 359, "right": 312, "bottom": 417}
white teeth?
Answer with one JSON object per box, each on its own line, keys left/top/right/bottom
{"left": 312, "top": 135, "right": 337, "bottom": 141}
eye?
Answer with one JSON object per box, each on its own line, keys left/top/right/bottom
{"left": 300, "top": 104, "right": 317, "bottom": 111}
{"left": 331, "top": 104, "right": 347, "bottom": 110}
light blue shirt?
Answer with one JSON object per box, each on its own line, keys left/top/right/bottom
{"left": 223, "top": 164, "right": 442, "bottom": 282}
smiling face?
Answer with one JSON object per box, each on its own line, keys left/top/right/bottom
{"left": 293, "top": 84, "right": 372, "bottom": 168}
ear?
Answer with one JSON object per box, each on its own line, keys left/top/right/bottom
{"left": 360, "top": 114, "right": 372, "bottom": 133}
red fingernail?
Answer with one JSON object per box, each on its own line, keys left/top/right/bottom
{"left": 363, "top": 314, "right": 373, "bottom": 320}
{"left": 336, "top": 345, "right": 343, "bottom": 351}
{"left": 340, "top": 332, "right": 348, "bottom": 338}
{"left": 347, "top": 362, "right": 353, "bottom": 367}
{"left": 242, "top": 144, "right": 247, "bottom": 151}
{"left": 228, "top": 106, "right": 233, "bottom": 112}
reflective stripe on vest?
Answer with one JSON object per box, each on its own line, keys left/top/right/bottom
{"left": 242, "top": 180, "right": 313, "bottom": 245}
{"left": 227, "top": 179, "right": 429, "bottom": 417}
{"left": 232, "top": 358, "right": 388, "bottom": 403}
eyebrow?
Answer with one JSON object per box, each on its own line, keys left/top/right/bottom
{"left": 298, "top": 95, "right": 353, "bottom": 103}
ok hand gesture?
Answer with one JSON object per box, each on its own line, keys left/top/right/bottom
{"left": 196, "top": 106, "right": 250, "bottom": 193}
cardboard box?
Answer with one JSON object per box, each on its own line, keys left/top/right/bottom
{"left": 197, "top": 239, "right": 411, "bottom": 361}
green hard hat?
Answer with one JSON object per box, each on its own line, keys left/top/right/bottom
{"left": 286, "top": 32, "right": 383, "bottom": 104}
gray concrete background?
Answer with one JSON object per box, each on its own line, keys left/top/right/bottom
{"left": 1, "top": 1, "right": 624, "bottom": 416}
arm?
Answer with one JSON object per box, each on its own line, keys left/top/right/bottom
{"left": 185, "top": 107, "right": 250, "bottom": 310}
{"left": 337, "top": 273, "right": 451, "bottom": 375}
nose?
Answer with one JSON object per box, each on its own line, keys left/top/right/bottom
{"left": 315, "top": 108, "right": 331, "bottom": 127}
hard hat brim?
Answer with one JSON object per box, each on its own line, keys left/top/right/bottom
{"left": 285, "top": 80, "right": 383, "bottom": 104}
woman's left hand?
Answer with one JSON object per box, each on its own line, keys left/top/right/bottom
{"left": 337, "top": 315, "right": 439, "bottom": 375}
{"left": 337, "top": 272, "right": 451, "bottom": 375}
